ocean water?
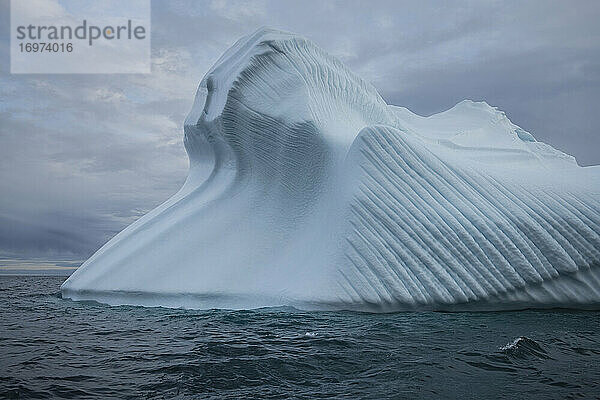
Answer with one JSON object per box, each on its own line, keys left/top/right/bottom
{"left": 1, "top": 276, "right": 599, "bottom": 399}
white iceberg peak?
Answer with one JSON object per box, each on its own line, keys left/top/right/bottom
{"left": 62, "top": 28, "right": 600, "bottom": 311}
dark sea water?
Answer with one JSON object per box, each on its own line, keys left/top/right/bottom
{"left": 1, "top": 276, "right": 599, "bottom": 399}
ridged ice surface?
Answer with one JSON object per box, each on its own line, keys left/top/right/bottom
{"left": 62, "top": 29, "right": 600, "bottom": 311}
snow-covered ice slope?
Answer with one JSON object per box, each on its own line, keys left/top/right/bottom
{"left": 62, "top": 29, "right": 600, "bottom": 311}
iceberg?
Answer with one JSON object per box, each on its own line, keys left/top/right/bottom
{"left": 61, "top": 28, "right": 600, "bottom": 311}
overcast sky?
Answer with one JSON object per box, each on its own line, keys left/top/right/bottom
{"left": 1, "top": 0, "right": 599, "bottom": 265}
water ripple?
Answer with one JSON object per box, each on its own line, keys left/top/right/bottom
{"left": 1, "top": 276, "right": 599, "bottom": 399}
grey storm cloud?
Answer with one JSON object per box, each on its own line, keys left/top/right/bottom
{"left": 0, "top": 0, "right": 599, "bottom": 263}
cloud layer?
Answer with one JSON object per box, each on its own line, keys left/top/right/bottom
{"left": 1, "top": 0, "right": 599, "bottom": 262}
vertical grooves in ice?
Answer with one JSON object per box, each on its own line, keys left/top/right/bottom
{"left": 342, "top": 125, "right": 600, "bottom": 308}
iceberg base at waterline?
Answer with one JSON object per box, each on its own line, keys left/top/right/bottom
{"left": 62, "top": 29, "right": 600, "bottom": 312}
